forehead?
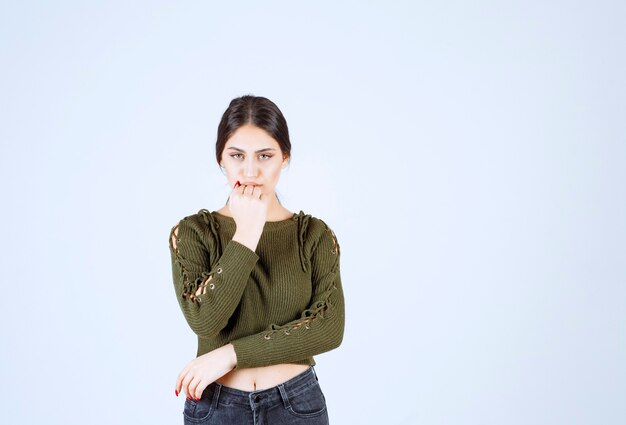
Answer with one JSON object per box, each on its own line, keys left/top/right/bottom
{"left": 226, "top": 125, "right": 279, "bottom": 149}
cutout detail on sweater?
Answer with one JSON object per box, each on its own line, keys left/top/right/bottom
{"left": 262, "top": 226, "right": 340, "bottom": 340}
{"left": 170, "top": 222, "right": 216, "bottom": 304}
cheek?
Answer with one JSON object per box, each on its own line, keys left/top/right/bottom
{"left": 270, "top": 164, "right": 284, "bottom": 178}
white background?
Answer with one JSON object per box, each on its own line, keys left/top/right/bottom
{"left": 1, "top": 1, "right": 624, "bottom": 424}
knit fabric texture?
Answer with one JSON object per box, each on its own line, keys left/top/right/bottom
{"left": 168, "top": 208, "right": 344, "bottom": 370}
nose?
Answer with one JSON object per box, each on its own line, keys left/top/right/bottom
{"left": 243, "top": 158, "right": 258, "bottom": 177}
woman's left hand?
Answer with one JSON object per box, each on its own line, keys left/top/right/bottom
{"left": 175, "top": 343, "right": 237, "bottom": 400}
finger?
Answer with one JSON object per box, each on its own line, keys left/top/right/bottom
{"left": 188, "top": 375, "right": 203, "bottom": 400}
{"left": 175, "top": 366, "right": 190, "bottom": 395}
{"left": 193, "top": 379, "right": 209, "bottom": 401}
{"left": 229, "top": 185, "right": 237, "bottom": 197}
{"left": 239, "top": 184, "right": 250, "bottom": 196}
{"left": 181, "top": 369, "right": 196, "bottom": 398}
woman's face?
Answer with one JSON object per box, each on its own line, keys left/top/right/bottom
{"left": 220, "top": 124, "right": 289, "bottom": 196}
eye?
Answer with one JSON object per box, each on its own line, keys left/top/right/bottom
{"left": 230, "top": 154, "right": 243, "bottom": 159}
{"left": 260, "top": 154, "right": 273, "bottom": 160}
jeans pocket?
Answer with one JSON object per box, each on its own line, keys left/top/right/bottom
{"left": 182, "top": 388, "right": 216, "bottom": 424}
{"left": 286, "top": 382, "right": 328, "bottom": 419}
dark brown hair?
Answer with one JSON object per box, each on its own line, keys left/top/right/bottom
{"left": 216, "top": 95, "right": 291, "bottom": 166}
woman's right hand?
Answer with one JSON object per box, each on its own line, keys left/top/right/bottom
{"left": 228, "top": 181, "right": 269, "bottom": 251}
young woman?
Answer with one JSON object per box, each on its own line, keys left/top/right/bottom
{"left": 168, "top": 95, "right": 345, "bottom": 424}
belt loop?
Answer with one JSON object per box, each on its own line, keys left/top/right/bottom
{"left": 311, "top": 366, "right": 319, "bottom": 381}
{"left": 212, "top": 383, "right": 222, "bottom": 410}
{"left": 277, "top": 383, "right": 291, "bottom": 409}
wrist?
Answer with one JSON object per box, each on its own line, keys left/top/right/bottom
{"left": 232, "top": 231, "right": 261, "bottom": 252}
{"left": 224, "top": 343, "right": 237, "bottom": 370}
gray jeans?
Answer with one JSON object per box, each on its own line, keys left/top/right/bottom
{"left": 182, "top": 366, "right": 329, "bottom": 425}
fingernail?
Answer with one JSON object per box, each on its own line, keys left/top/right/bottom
{"left": 175, "top": 390, "right": 179, "bottom": 397}
{"left": 186, "top": 395, "right": 191, "bottom": 400}
{"left": 234, "top": 181, "right": 241, "bottom": 188}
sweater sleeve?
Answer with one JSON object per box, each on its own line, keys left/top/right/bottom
{"left": 229, "top": 223, "right": 345, "bottom": 369}
{"left": 169, "top": 216, "right": 260, "bottom": 338}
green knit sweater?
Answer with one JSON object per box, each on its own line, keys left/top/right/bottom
{"left": 168, "top": 209, "right": 344, "bottom": 369}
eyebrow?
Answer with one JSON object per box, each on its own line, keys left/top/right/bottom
{"left": 227, "top": 147, "right": 277, "bottom": 153}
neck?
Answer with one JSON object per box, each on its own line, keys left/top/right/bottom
{"left": 264, "top": 192, "right": 287, "bottom": 218}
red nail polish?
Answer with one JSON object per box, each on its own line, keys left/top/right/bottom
{"left": 175, "top": 390, "right": 179, "bottom": 396}
{"left": 234, "top": 180, "right": 241, "bottom": 188}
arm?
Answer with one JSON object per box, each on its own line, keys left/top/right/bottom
{"left": 169, "top": 216, "right": 260, "bottom": 338}
{"left": 229, "top": 224, "right": 345, "bottom": 369}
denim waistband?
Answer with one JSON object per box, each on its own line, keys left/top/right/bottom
{"left": 208, "top": 366, "right": 318, "bottom": 409}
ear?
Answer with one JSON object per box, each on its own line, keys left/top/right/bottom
{"left": 282, "top": 154, "right": 290, "bottom": 169}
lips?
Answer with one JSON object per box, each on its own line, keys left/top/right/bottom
{"left": 240, "top": 182, "right": 261, "bottom": 186}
